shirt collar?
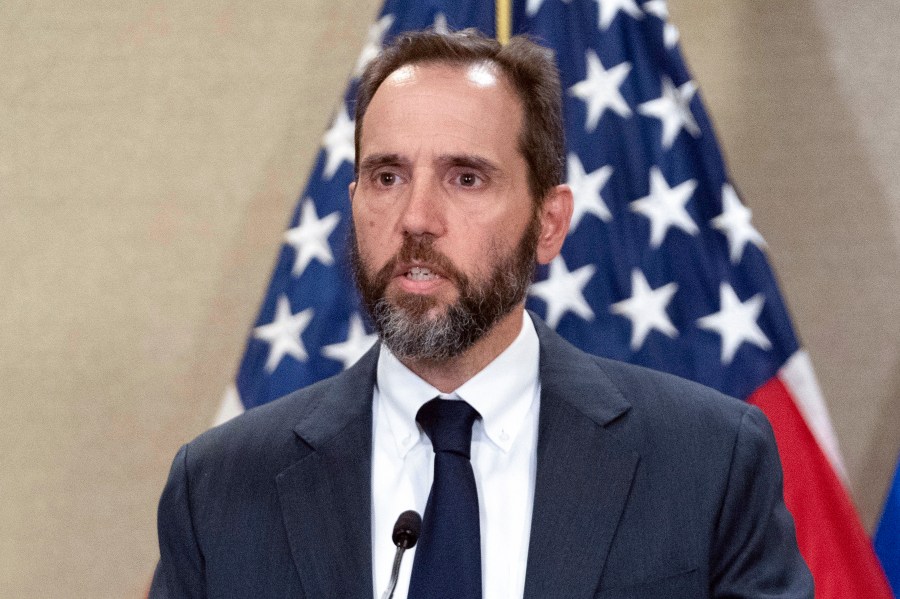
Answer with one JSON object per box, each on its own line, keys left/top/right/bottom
{"left": 376, "top": 311, "right": 540, "bottom": 456}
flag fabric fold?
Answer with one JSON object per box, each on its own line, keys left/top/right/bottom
{"left": 223, "top": 1, "right": 893, "bottom": 596}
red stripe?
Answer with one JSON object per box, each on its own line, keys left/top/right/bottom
{"left": 750, "top": 376, "right": 893, "bottom": 598}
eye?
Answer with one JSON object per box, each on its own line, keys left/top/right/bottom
{"left": 377, "top": 171, "right": 398, "bottom": 186}
{"left": 459, "top": 173, "right": 478, "bottom": 187}
{"left": 453, "top": 171, "right": 484, "bottom": 188}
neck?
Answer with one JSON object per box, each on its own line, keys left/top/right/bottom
{"left": 399, "top": 305, "right": 526, "bottom": 393}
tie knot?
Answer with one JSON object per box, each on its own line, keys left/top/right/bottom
{"left": 416, "top": 399, "right": 480, "bottom": 458}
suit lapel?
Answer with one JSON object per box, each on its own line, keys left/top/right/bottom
{"left": 524, "top": 316, "right": 640, "bottom": 599}
{"left": 276, "top": 345, "right": 379, "bottom": 599}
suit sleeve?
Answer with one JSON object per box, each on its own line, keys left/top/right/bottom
{"left": 711, "top": 405, "right": 814, "bottom": 598}
{"left": 151, "top": 444, "right": 207, "bottom": 599}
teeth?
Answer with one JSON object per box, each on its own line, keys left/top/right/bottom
{"left": 407, "top": 266, "right": 437, "bottom": 281}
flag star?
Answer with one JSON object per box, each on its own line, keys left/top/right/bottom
{"left": 527, "top": 0, "right": 573, "bottom": 17}
{"left": 663, "top": 22, "right": 679, "bottom": 48}
{"left": 284, "top": 199, "right": 340, "bottom": 277}
{"left": 642, "top": 0, "right": 666, "bottom": 17}
{"left": 321, "top": 313, "right": 378, "bottom": 370}
{"left": 353, "top": 14, "right": 395, "bottom": 76}
{"left": 253, "top": 295, "right": 314, "bottom": 373}
{"left": 567, "top": 153, "right": 613, "bottom": 230}
{"left": 528, "top": 256, "right": 597, "bottom": 329}
{"left": 638, "top": 76, "right": 700, "bottom": 148}
{"left": 527, "top": 0, "right": 544, "bottom": 16}
{"left": 630, "top": 167, "right": 698, "bottom": 247}
{"left": 697, "top": 283, "right": 772, "bottom": 364}
{"left": 322, "top": 105, "right": 355, "bottom": 179}
{"left": 642, "top": 0, "right": 680, "bottom": 48}
{"left": 597, "top": 0, "right": 643, "bottom": 30}
{"left": 710, "top": 183, "right": 766, "bottom": 263}
{"left": 611, "top": 269, "right": 679, "bottom": 350}
{"left": 432, "top": 12, "right": 449, "bottom": 33}
{"left": 569, "top": 50, "right": 632, "bottom": 131}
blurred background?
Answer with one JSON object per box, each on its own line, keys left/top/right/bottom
{"left": 2, "top": 1, "right": 898, "bottom": 596}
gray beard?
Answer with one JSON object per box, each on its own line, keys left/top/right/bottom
{"left": 351, "top": 218, "right": 539, "bottom": 362}
{"left": 370, "top": 295, "right": 481, "bottom": 361}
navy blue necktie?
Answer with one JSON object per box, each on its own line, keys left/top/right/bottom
{"left": 408, "top": 399, "right": 482, "bottom": 599}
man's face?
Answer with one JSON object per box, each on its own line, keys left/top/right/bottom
{"left": 350, "top": 61, "right": 538, "bottom": 361}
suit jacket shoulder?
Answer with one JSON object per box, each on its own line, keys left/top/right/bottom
{"left": 153, "top": 344, "right": 380, "bottom": 599}
{"left": 526, "top": 313, "right": 812, "bottom": 598}
{"left": 189, "top": 343, "right": 377, "bottom": 463}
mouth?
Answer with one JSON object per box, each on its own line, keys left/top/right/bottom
{"left": 392, "top": 262, "right": 452, "bottom": 293}
{"left": 406, "top": 265, "right": 440, "bottom": 282}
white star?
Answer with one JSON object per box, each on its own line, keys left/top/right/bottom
{"left": 567, "top": 153, "right": 613, "bottom": 230}
{"left": 321, "top": 313, "right": 378, "bottom": 370}
{"left": 638, "top": 76, "right": 700, "bottom": 148}
{"left": 322, "top": 105, "right": 355, "bottom": 179}
{"left": 610, "top": 269, "right": 679, "bottom": 350}
{"left": 663, "top": 21, "right": 679, "bottom": 48}
{"left": 526, "top": 0, "right": 547, "bottom": 16}
{"left": 697, "top": 283, "right": 772, "bottom": 364}
{"left": 630, "top": 167, "right": 698, "bottom": 247}
{"left": 283, "top": 199, "right": 341, "bottom": 277}
{"left": 569, "top": 51, "right": 632, "bottom": 131}
{"left": 710, "top": 184, "right": 766, "bottom": 264}
{"left": 528, "top": 256, "right": 596, "bottom": 329}
{"left": 643, "top": 0, "right": 680, "bottom": 48}
{"left": 253, "top": 295, "right": 314, "bottom": 373}
{"left": 527, "top": 0, "right": 573, "bottom": 17}
{"left": 597, "top": 0, "right": 643, "bottom": 30}
{"left": 354, "top": 14, "right": 395, "bottom": 76}
{"left": 432, "top": 12, "right": 449, "bottom": 33}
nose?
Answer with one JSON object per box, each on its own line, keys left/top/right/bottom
{"left": 399, "top": 174, "right": 446, "bottom": 238}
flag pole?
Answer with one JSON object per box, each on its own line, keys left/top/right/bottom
{"left": 496, "top": 0, "right": 511, "bottom": 44}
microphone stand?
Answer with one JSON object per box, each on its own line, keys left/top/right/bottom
{"left": 381, "top": 544, "right": 407, "bottom": 599}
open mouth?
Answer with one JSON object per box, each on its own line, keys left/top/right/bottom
{"left": 391, "top": 261, "right": 454, "bottom": 295}
{"left": 406, "top": 266, "right": 439, "bottom": 281}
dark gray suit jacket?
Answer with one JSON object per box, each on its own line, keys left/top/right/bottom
{"left": 152, "top": 316, "right": 813, "bottom": 598}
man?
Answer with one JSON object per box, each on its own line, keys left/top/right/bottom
{"left": 152, "top": 30, "right": 813, "bottom": 598}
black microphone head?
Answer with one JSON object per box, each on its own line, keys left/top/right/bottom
{"left": 392, "top": 510, "right": 422, "bottom": 550}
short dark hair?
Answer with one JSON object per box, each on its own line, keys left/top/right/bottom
{"left": 354, "top": 29, "right": 565, "bottom": 204}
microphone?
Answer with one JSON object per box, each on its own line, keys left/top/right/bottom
{"left": 381, "top": 510, "right": 422, "bottom": 599}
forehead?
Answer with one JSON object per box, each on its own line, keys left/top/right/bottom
{"left": 359, "top": 61, "right": 524, "bottom": 157}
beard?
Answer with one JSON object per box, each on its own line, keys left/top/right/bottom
{"left": 350, "top": 217, "right": 540, "bottom": 362}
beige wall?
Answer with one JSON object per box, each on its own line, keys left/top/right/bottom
{"left": 1, "top": 1, "right": 897, "bottom": 596}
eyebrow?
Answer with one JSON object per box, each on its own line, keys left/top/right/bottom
{"left": 357, "top": 152, "right": 502, "bottom": 175}
{"left": 436, "top": 154, "right": 501, "bottom": 175}
{"left": 358, "top": 153, "right": 408, "bottom": 174}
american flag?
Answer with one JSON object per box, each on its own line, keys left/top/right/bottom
{"left": 219, "top": 1, "right": 894, "bottom": 596}
{"left": 877, "top": 455, "right": 900, "bottom": 595}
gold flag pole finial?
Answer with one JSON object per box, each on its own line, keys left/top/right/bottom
{"left": 496, "top": 0, "right": 511, "bottom": 44}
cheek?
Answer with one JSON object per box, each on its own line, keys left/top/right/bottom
{"left": 353, "top": 216, "right": 393, "bottom": 269}
{"left": 353, "top": 194, "right": 399, "bottom": 235}
{"left": 351, "top": 201, "right": 379, "bottom": 238}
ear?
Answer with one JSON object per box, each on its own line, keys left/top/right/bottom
{"left": 535, "top": 183, "right": 573, "bottom": 265}
{"left": 348, "top": 180, "right": 357, "bottom": 201}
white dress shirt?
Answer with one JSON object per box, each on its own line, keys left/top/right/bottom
{"left": 371, "top": 311, "right": 541, "bottom": 599}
